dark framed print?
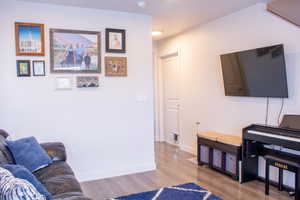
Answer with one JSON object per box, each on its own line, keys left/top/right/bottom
{"left": 50, "top": 29, "right": 101, "bottom": 74}
{"left": 105, "top": 57, "right": 127, "bottom": 76}
{"left": 17, "top": 60, "right": 31, "bottom": 77}
{"left": 106, "top": 28, "right": 126, "bottom": 53}
{"left": 15, "top": 22, "right": 45, "bottom": 56}
{"left": 76, "top": 76, "right": 99, "bottom": 88}
{"left": 33, "top": 60, "right": 45, "bottom": 76}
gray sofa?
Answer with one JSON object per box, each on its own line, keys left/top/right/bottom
{"left": 0, "top": 130, "right": 91, "bottom": 200}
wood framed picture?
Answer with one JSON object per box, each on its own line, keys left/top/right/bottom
{"left": 17, "top": 60, "right": 31, "bottom": 77}
{"left": 33, "top": 60, "right": 45, "bottom": 76}
{"left": 106, "top": 28, "right": 126, "bottom": 53}
{"left": 76, "top": 76, "right": 99, "bottom": 88}
{"left": 50, "top": 29, "right": 101, "bottom": 74}
{"left": 15, "top": 22, "right": 45, "bottom": 56}
{"left": 105, "top": 57, "right": 127, "bottom": 76}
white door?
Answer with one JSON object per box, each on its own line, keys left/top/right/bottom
{"left": 162, "top": 54, "right": 180, "bottom": 145}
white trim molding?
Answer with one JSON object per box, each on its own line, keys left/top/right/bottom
{"left": 180, "top": 144, "right": 197, "bottom": 156}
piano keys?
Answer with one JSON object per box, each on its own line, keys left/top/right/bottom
{"left": 244, "top": 124, "right": 300, "bottom": 152}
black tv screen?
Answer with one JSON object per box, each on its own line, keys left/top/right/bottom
{"left": 220, "top": 44, "right": 288, "bottom": 98}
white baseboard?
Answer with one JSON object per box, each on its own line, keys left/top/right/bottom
{"left": 164, "top": 140, "right": 196, "bottom": 156}
{"left": 155, "top": 138, "right": 165, "bottom": 142}
{"left": 165, "top": 139, "right": 179, "bottom": 147}
{"left": 180, "top": 144, "right": 196, "bottom": 156}
{"left": 77, "top": 162, "right": 157, "bottom": 183}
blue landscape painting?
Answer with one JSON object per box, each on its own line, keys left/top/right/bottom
{"left": 19, "top": 25, "right": 41, "bottom": 41}
{"left": 19, "top": 25, "right": 42, "bottom": 53}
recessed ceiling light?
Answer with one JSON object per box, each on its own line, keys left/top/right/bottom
{"left": 152, "top": 31, "right": 163, "bottom": 37}
{"left": 137, "top": 1, "right": 146, "bottom": 8}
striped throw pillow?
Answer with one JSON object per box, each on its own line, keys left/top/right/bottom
{"left": 0, "top": 167, "right": 46, "bottom": 200}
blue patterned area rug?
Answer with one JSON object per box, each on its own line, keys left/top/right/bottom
{"left": 111, "top": 183, "right": 222, "bottom": 200}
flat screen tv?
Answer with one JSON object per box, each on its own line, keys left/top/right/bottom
{"left": 220, "top": 44, "right": 288, "bottom": 98}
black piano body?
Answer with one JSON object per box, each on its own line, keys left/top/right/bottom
{"left": 242, "top": 123, "right": 300, "bottom": 183}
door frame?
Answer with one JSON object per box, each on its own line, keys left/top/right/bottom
{"left": 154, "top": 48, "right": 182, "bottom": 145}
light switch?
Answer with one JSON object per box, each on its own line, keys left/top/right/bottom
{"left": 136, "top": 95, "right": 147, "bottom": 102}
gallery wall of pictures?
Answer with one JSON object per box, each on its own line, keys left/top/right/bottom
{"left": 15, "top": 22, "right": 128, "bottom": 89}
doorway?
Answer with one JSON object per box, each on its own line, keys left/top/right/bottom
{"left": 156, "top": 51, "right": 181, "bottom": 146}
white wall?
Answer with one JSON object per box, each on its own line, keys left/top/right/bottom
{"left": 157, "top": 3, "right": 300, "bottom": 187}
{"left": 0, "top": 0, "right": 156, "bottom": 182}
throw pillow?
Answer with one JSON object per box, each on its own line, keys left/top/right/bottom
{"left": 0, "top": 167, "right": 46, "bottom": 200}
{"left": 6, "top": 137, "right": 52, "bottom": 172}
{"left": 1, "top": 164, "right": 52, "bottom": 200}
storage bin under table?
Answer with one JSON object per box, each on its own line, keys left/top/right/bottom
{"left": 197, "top": 132, "right": 242, "bottom": 181}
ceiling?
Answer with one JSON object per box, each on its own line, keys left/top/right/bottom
{"left": 19, "top": 0, "right": 266, "bottom": 40}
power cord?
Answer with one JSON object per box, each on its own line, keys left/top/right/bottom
{"left": 277, "top": 98, "right": 285, "bottom": 126}
{"left": 265, "top": 97, "right": 270, "bottom": 125}
{"left": 265, "top": 98, "right": 285, "bottom": 126}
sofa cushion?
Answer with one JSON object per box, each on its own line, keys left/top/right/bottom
{"left": 0, "top": 167, "right": 46, "bottom": 200}
{"left": 6, "top": 137, "right": 53, "bottom": 172}
{"left": 1, "top": 164, "right": 52, "bottom": 200}
{"left": 42, "top": 175, "right": 83, "bottom": 197}
{"left": 34, "top": 161, "right": 83, "bottom": 197}
{"left": 34, "top": 161, "right": 74, "bottom": 181}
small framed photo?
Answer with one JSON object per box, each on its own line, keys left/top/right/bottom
{"left": 106, "top": 28, "right": 126, "bottom": 53}
{"left": 105, "top": 57, "right": 127, "bottom": 76}
{"left": 55, "top": 77, "right": 73, "bottom": 90}
{"left": 15, "top": 22, "right": 45, "bottom": 56}
{"left": 33, "top": 60, "right": 45, "bottom": 76}
{"left": 17, "top": 60, "right": 31, "bottom": 77}
{"left": 76, "top": 76, "right": 99, "bottom": 88}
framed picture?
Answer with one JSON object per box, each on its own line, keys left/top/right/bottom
{"left": 55, "top": 77, "right": 73, "bottom": 90}
{"left": 33, "top": 60, "right": 45, "bottom": 76}
{"left": 76, "top": 76, "right": 99, "bottom": 88}
{"left": 15, "top": 22, "right": 45, "bottom": 56}
{"left": 50, "top": 29, "right": 101, "bottom": 74}
{"left": 106, "top": 28, "right": 126, "bottom": 53}
{"left": 105, "top": 57, "right": 127, "bottom": 76}
{"left": 17, "top": 60, "right": 31, "bottom": 77}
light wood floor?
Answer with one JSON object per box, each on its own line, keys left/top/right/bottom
{"left": 81, "top": 142, "right": 292, "bottom": 200}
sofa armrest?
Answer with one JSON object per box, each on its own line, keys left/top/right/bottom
{"left": 0, "top": 129, "right": 9, "bottom": 139}
{"left": 41, "top": 142, "right": 67, "bottom": 162}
